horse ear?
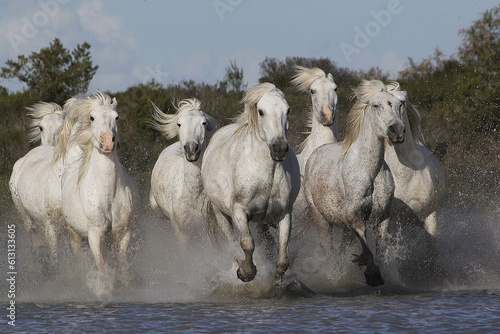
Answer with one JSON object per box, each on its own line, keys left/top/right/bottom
{"left": 204, "top": 114, "right": 217, "bottom": 134}
{"left": 327, "top": 73, "right": 334, "bottom": 82}
{"left": 111, "top": 97, "right": 118, "bottom": 109}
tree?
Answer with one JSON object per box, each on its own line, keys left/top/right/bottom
{"left": 221, "top": 60, "right": 246, "bottom": 93}
{"left": 1, "top": 38, "right": 98, "bottom": 104}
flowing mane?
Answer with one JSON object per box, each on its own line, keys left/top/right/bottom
{"left": 342, "top": 80, "right": 388, "bottom": 158}
{"left": 291, "top": 65, "right": 327, "bottom": 92}
{"left": 26, "top": 102, "right": 65, "bottom": 144}
{"left": 54, "top": 91, "right": 115, "bottom": 163}
{"left": 67, "top": 91, "right": 117, "bottom": 184}
{"left": 386, "top": 81, "right": 422, "bottom": 143}
{"left": 150, "top": 98, "right": 202, "bottom": 140}
{"left": 236, "top": 82, "right": 283, "bottom": 133}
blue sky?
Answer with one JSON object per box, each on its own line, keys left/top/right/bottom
{"left": 0, "top": 0, "right": 498, "bottom": 93}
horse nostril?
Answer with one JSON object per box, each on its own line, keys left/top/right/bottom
{"left": 388, "top": 125, "right": 395, "bottom": 134}
{"left": 112, "top": 135, "right": 116, "bottom": 142}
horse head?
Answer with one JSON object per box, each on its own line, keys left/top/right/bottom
{"left": 309, "top": 73, "right": 338, "bottom": 127}
{"left": 242, "top": 83, "right": 291, "bottom": 162}
{"left": 370, "top": 90, "right": 406, "bottom": 144}
{"left": 90, "top": 99, "right": 119, "bottom": 154}
{"left": 292, "top": 66, "right": 338, "bottom": 127}
{"left": 37, "top": 111, "right": 65, "bottom": 146}
{"left": 26, "top": 102, "right": 65, "bottom": 146}
{"left": 177, "top": 109, "right": 216, "bottom": 162}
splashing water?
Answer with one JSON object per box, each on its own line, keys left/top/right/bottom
{"left": 1, "top": 197, "right": 499, "bottom": 304}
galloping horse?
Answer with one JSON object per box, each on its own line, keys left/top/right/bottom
{"left": 304, "top": 80, "right": 405, "bottom": 287}
{"left": 10, "top": 102, "right": 66, "bottom": 267}
{"left": 384, "top": 82, "right": 445, "bottom": 256}
{"left": 61, "top": 92, "right": 139, "bottom": 293}
{"left": 291, "top": 66, "right": 339, "bottom": 230}
{"left": 150, "top": 98, "right": 216, "bottom": 248}
{"left": 201, "top": 83, "right": 300, "bottom": 286}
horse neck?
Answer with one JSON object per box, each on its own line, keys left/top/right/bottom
{"left": 346, "top": 116, "right": 386, "bottom": 178}
{"left": 86, "top": 147, "right": 121, "bottom": 194}
{"left": 386, "top": 113, "right": 419, "bottom": 167}
{"left": 309, "top": 114, "right": 339, "bottom": 147}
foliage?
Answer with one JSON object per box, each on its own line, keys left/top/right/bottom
{"left": 1, "top": 6, "right": 500, "bottom": 213}
{"left": 220, "top": 60, "right": 247, "bottom": 93}
{"left": 0, "top": 38, "right": 98, "bottom": 105}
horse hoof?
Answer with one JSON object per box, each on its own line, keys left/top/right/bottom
{"left": 365, "top": 271, "right": 384, "bottom": 287}
{"left": 236, "top": 264, "right": 257, "bottom": 282}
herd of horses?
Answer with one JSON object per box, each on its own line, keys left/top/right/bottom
{"left": 9, "top": 66, "right": 445, "bottom": 297}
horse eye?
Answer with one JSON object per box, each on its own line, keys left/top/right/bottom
{"left": 115, "top": 115, "right": 119, "bottom": 120}
{"left": 39, "top": 126, "right": 43, "bottom": 131}
{"left": 310, "top": 89, "right": 316, "bottom": 94}
{"left": 177, "top": 123, "right": 181, "bottom": 127}
{"left": 372, "top": 103, "right": 380, "bottom": 109}
{"left": 258, "top": 109, "right": 264, "bottom": 116}
{"left": 334, "top": 87, "right": 338, "bottom": 92}
{"left": 90, "top": 116, "right": 95, "bottom": 121}
{"left": 202, "top": 121, "right": 207, "bottom": 126}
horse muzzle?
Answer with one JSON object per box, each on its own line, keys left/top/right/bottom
{"left": 269, "top": 137, "right": 289, "bottom": 162}
{"left": 184, "top": 142, "right": 201, "bottom": 162}
{"left": 99, "top": 133, "right": 116, "bottom": 153}
{"left": 320, "top": 106, "right": 335, "bottom": 127}
{"left": 387, "top": 122, "right": 405, "bottom": 144}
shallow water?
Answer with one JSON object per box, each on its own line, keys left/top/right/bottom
{"left": 15, "top": 292, "right": 500, "bottom": 333}
{"left": 2, "top": 200, "right": 500, "bottom": 332}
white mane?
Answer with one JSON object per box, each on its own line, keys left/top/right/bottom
{"left": 236, "top": 82, "right": 284, "bottom": 133}
{"left": 55, "top": 91, "right": 116, "bottom": 163}
{"left": 291, "top": 65, "right": 327, "bottom": 92}
{"left": 150, "top": 98, "right": 202, "bottom": 140}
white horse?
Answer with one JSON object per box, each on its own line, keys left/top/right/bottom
{"left": 9, "top": 102, "right": 66, "bottom": 267}
{"left": 149, "top": 98, "right": 216, "bottom": 248}
{"left": 304, "top": 80, "right": 405, "bottom": 287}
{"left": 291, "top": 66, "right": 339, "bottom": 230}
{"left": 201, "top": 83, "right": 300, "bottom": 285}
{"left": 292, "top": 65, "right": 339, "bottom": 170}
{"left": 384, "top": 82, "right": 445, "bottom": 256}
{"left": 61, "top": 92, "right": 139, "bottom": 289}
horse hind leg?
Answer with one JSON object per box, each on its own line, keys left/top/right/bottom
{"left": 423, "top": 211, "right": 439, "bottom": 259}
{"left": 257, "top": 223, "right": 276, "bottom": 260}
{"left": 274, "top": 212, "right": 291, "bottom": 286}
{"left": 116, "top": 228, "right": 133, "bottom": 287}
{"left": 205, "top": 201, "right": 235, "bottom": 248}
{"left": 349, "top": 215, "right": 384, "bottom": 287}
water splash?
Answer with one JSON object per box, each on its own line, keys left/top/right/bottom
{"left": 1, "top": 198, "right": 499, "bottom": 304}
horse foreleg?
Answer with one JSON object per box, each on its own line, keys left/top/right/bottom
{"left": 349, "top": 215, "right": 384, "bottom": 287}
{"left": 88, "top": 224, "right": 107, "bottom": 273}
{"left": 233, "top": 206, "right": 257, "bottom": 282}
{"left": 275, "top": 212, "right": 291, "bottom": 287}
